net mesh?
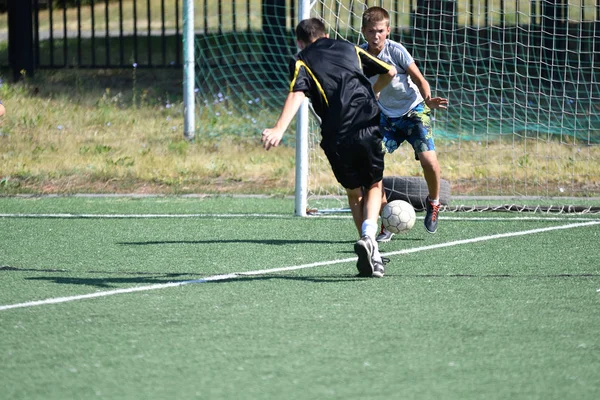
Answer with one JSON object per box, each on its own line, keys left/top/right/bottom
{"left": 194, "top": 0, "right": 600, "bottom": 213}
{"left": 194, "top": 0, "right": 296, "bottom": 139}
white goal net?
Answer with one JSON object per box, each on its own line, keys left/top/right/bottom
{"left": 190, "top": 0, "right": 600, "bottom": 214}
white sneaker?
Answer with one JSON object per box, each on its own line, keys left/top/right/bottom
{"left": 372, "top": 259, "right": 385, "bottom": 278}
{"left": 376, "top": 228, "right": 395, "bottom": 243}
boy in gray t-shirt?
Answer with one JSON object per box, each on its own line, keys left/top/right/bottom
{"left": 361, "top": 6, "right": 449, "bottom": 240}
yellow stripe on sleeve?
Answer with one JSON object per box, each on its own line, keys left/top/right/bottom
{"left": 355, "top": 46, "right": 394, "bottom": 71}
{"left": 289, "top": 60, "right": 329, "bottom": 107}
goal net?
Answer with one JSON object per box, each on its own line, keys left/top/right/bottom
{"left": 191, "top": 0, "right": 600, "bottom": 214}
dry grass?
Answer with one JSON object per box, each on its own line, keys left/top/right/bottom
{"left": 0, "top": 69, "right": 294, "bottom": 195}
{"left": 0, "top": 68, "right": 599, "bottom": 197}
{"left": 308, "top": 139, "right": 600, "bottom": 198}
{"left": 386, "top": 138, "right": 600, "bottom": 197}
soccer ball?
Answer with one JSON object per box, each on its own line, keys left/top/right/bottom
{"left": 381, "top": 200, "right": 416, "bottom": 234}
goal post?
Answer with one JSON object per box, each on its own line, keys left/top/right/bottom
{"left": 294, "top": 1, "right": 311, "bottom": 217}
{"left": 183, "top": 0, "right": 195, "bottom": 141}
{"left": 187, "top": 0, "right": 600, "bottom": 214}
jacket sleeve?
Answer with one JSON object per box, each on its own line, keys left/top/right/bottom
{"left": 288, "top": 58, "right": 312, "bottom": 93}
{"left": 356, "top": 46, "right": 394, "bottom": 78}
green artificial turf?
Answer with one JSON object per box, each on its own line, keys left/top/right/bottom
{"left": 1, "top": 196, "right": 599, "bottom": 399}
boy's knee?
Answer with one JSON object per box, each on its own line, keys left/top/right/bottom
{"left": 346, "top": 187, "right": 362, "bottom": 203}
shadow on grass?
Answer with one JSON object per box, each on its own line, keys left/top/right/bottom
{"left": 1, "top": 265, "right": 191, "bottom": 276}
{"left": 118, "top": 239, "right": 355, "bottom": 246}
{"left": 3, "top": 265, "right": 599, "bottom": 289}
{"left": 24, "top": 272, "right": 600, "bottom": 289}
{"left": 2, "top": 265, "right": 197, "bottom": 288}
{"left": 25, "top": 275, "right": 196, "bottom": 288}
{"left": 116, "top": 238, "right": 425, "bottom": 246}
{"left": 24, "top": 274, "right": 369, "bottom": 288}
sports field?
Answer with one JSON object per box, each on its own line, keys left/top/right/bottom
{"left": 1, "top": 196, "right": 600, "bottom": 399}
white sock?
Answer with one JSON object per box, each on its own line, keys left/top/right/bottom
{"left": 430, "top": 198, "right": 440, "bottom": 205}
{"left": 361, "top": 220, "right": 382, "bottom": 262}
{"left": 361, "top": 219, "right": 378, "bottom": 239}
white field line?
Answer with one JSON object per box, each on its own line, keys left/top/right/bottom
{"left": 1, "top": 213, "right": 599, "bottom": 221}
{"left": 0, "top": 213, "right": 286, "bottom": 219}
{"left": 1, "top": 220, "right": 599, "bottom": 312}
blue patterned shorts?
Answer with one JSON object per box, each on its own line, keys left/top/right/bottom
{"left": 380, "top": 102, "right": 435, "bottom": 160}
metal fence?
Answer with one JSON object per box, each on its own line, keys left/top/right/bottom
{"left": 1, "top": 1, "right": 599, "bottom": 76}
{"left": 2, "top": 0, "right": 184, "bottom": 78}
{"left": 33, "top": 0, "right": 182, "bottom": 69}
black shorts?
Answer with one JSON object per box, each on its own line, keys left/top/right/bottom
{"left": 321, "top": 123, "right": 385, "bottom": 190}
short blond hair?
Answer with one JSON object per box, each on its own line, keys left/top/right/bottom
{"left": 361, "top": 6, "right": 390, "bottom": 28}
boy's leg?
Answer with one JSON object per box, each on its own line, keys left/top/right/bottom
{"left": 322, "top": 144, "right": 366, "bottom": 238}
{"left": 379, "top": 188, "right": 389, "bottom": 213}
{"left": 419, "top": 150, "right": 441, "bottom": 201}
{"left": 346, "top": 187, "right": 364, "bottom": 238}
{"left": 376, "top": 189, "right": 395, "bottom": 242}
{"left": 354, "top": 180, "right": 385, "bottom": 277}
{"left": 377, "top": 113, "right": 410, "bottom": 243}
{"left": 339, "top": 120, "right": 386, "bottom": 277}
{"left": 363, "top": 180, "right": 383, "bottom": 228}
{"left": 403, "top": 104, "right": 441, "bottom": 234}
{"left": 419, "top": 150, "right": 441, "bottom": 234}
{"left": 346, "top": 183, "right": 381, "bottom": 240}
{"left": 347, "top": 186, "right": 373, "bottom": 277}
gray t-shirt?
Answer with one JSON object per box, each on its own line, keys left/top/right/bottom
{"left": 360, "top": 39, "right": 423, "bottom": 118}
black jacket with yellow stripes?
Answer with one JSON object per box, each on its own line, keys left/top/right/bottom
{"left": 288, "top": 37, "right": 394, "bottom": 147}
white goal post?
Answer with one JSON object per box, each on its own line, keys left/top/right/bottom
{"left": 295, "top": 1, "right": 312, "bottom": 216}
{"left": 183, "top": 0, "right": 195, "bottom": 141}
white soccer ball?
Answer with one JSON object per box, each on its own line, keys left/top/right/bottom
{"left": 381, "top": 200, "right": 416, "bottom": 234}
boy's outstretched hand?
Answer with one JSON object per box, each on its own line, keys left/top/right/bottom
{"left": 261, "top": 91, "right": 306, "bottom": 150}
{"left": 261, "top": 128, "right": 285, "bottom": 151}
{"left": 425, "top": 97, "right": 449, "bottom": 110}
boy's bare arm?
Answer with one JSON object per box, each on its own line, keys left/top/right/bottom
{"left": 372, "top": 65, "right": 397, "bottom": 95}
{"left": 262, "top": 91, "right": 306, "bottom": 150}
{"left": 407, "top": 63, "right": 448, "bottom": 109}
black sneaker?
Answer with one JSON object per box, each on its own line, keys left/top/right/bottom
{"left": 424, "top": 197, "right": 440, "bottom": 234}
{"left": 354, "top": 236, "right": 375, "bottom": 277}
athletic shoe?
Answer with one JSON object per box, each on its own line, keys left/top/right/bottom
{"left": 376, "top": 225, "right": 395, "bottom": 242}
{"left": 372, "top": 259, "right": 385, "bottom": 278}
{"left": 354, "top": 235, "right": 375, "bottom": 277}
{"left": 424, "top": 197, "right": 440, "bottom": 234}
